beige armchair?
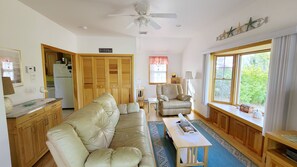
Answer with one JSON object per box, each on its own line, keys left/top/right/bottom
{"left": 156, "top": 84, "right": 192, "bottom": 116}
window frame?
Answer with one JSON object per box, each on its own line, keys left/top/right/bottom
{"left": 149, "top": 62, "right": 168, "bottom": 85}
{"left": 211, "top": 48, "right": 271, "bottom": 106}
{"left": 211, "top": 55, "right": 237, "bottom": 104}
{"left": 234, "top": 49, "right": 271, "bottom": 106}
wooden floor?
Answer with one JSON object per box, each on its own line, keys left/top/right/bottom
{"left": 34, "top": 103, "right": 200, "bottom": 167}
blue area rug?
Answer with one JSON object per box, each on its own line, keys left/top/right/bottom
{"left": 148, "top": 120, "right": 257, "bottom": 167}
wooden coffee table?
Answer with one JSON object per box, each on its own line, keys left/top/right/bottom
{"left": 163, "top": 118, "right": 212, "bottom": 167}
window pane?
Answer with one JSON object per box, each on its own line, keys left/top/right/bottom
{"left": 214, "top": 80, "right": 232, "bottom": 102}
{"left": 239, "top": 52, "right": 270, "bottom": 112}
{"left": 150, "top": 64, "right": 167, "bottom": 83}
{"left": 215, "top": 56, "right": 233, "bottom": 79}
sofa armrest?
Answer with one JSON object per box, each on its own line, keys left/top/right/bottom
{"left": 85, "top": 147, "right": 142, "bottom": 167}
{"left": 127, "top": 102, "right": 140, "bottom": 113}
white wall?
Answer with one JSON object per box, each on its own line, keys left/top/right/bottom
{"left": 0, "top": 0, "right": 77, "bottom": 163}
{"left": 135, "top": 37, "right": 188, "bottom": 98}
{"left": 0, "top": 76, "right": 11, "bottom": 167}
{"left": 181, "top": 0, "right": 297, "bottom": 118}
{"left": 0, "top": 0, "right": 77, "bottom": 105}
{"left": 77, "top": 36, "right": 136, "bottom": 54}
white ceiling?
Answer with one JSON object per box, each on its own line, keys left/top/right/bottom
{"left": 19, "top": 0, "right": 256, "bottom": 38}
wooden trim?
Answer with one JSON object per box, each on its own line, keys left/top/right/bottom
{"left": 40, "top": 44, "right": 78, "bottom": 111}
{"left": 212, "top": 40, "right": 272, "bottom": 55}
{"left": 41, "top": 44, "right": 75, "bottom": 55}
{"left": 193, "top": 110, "right": 210, "bottom": 121}
{"left": 41, "top": 45, "right": 47, "bottom": 98}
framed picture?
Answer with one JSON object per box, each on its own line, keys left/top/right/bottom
{"left": 0, "top": 48, "right": 23, "bottom": 86}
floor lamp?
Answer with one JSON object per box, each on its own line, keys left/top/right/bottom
{"left": 185, "top": 71, "right": 193, "bottom": 95}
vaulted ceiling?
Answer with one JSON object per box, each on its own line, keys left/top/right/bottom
{"left": 19, "top": 0, "right": 256, "bottom": 37}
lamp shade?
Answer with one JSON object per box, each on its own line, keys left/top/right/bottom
{"left": 2, "top": 77, "right": 15, "bottom": 95}
{"left": 185, "top": 71, "right": 193, "bottom": 79}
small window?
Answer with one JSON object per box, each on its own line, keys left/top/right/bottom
{"left": 149, "top": 56, "right": 168, "bottom": 84}
{"left": 213, "top": 56, "right": 234, "bottom": 103}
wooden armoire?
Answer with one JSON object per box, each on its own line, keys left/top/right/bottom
{"left": 78, "top": 54, "right": 133, "bottom": 107}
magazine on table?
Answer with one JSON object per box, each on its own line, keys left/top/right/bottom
{"left": 177, "top": 113, "right": 198, "bottom": 134}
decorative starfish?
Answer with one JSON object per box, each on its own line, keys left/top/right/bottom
{"left": 227, "top": 27, "right": 236, "bottom": 37}
{"left": 236, "top": 22, "right": 243, "bottom": 34}
{"left": 222, "top": 30, "right": 227, "bottom": 39}
{"left": 246, "top": 17, "right": 257, "bottom": 31}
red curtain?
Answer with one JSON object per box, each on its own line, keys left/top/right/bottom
{"left": 149, "top": 56, "right": 168, "bottom": 65}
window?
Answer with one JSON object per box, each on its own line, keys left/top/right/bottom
{"left": 149, "top": 56, "right": 168, "bottom": 84}
{"left": 238, "top": 52, "right": 270, "bottom": 111}
{"left": 213, "top": 56, "right": 234, "bottom": 103}
{"left": 212, "top": 44, "right": 271, "bottom": 112}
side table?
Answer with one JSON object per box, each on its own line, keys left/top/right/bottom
{"left": 145, "top": 98, "right": 158, "bottom": 113}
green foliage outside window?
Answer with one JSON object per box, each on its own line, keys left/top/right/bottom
{"left": 239, "top": 52, "right": 270, "bottom": 109}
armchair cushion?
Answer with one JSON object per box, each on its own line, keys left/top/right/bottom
{"left": 162, "top": 84, "right": 179, "bottom": 99}
{"left": 177, "top": 94, "right": 192, "bottom": 101}
{"left": 127, "top": 102, "right": 140, "bottom": 113}
{"left": 160, "top": 99, "right": 191, "bottom": 109}
{"left": 85, "top": 147, "right": 142, "bottom": 167}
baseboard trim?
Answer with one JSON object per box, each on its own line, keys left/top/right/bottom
{"left": 193, "top": 110, "right": 210, "bottom": 121}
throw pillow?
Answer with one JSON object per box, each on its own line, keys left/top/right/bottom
{"left": 160, "top": 95, "right": 169, "bottom": 101}
{"left": 177, "top": 94, "right": 191, "bottom": 101}
{"left": 118, "top": 104, "right": 128, "bottom": 115}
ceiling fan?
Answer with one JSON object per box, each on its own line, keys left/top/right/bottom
{"left": 108, "top": 0, "right": 177, "bottom": 34}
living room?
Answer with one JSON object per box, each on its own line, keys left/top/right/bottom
{"left": 1, "top": 0, "right": 297, "bottom": 167}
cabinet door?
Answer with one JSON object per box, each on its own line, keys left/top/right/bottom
{"left": 18, "top": 121, "right": 36, "bottom": 167}
{"left": 81, "top": 57, "right": 94, "bottom": 106}
{"left": 246, "top": 126, "right": 263, "bottom": 156}
{"left": 107, "top": 58, "right": 120, "bottom": 104}
{"left": 230, "top": 118, "right": 247, "bottom": 144}
{"left": 120, "top": 58, "right": 132, "bottom": 103}
{"left": 35, "top": 115, "right": 48, "bottom": 156}
{"left": 219, "top": 113, "right": 229, "bottom": 133}
{"left": 46, "top": 101, "right": 62, "bottom": 129}
{"left": 94, "top": 58, "right": 107, "bottom": 98}
{"left": 210, "top": 108, "right": 219, "bottom": 127}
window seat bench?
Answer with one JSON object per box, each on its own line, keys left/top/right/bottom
{"left": 208, "top": 102, "right": 264, "bottom": 159}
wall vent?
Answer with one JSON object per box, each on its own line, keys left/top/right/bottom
{"left": 99, "top": 48, "right": 113, "bottom": 53}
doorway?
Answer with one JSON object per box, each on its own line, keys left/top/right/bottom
{"left": 41, "top": 44, "right": 78, "bottom": 118}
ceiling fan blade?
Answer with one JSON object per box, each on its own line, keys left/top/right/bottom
{"left": 148, "top": 19, "right": 161, "bottom": 30}
{"left": 150, "top": 13, "right": 177, "bottom": 18}
{"left": 126, "top": 22, "right": 135, "bottom": 29}
{"left": 108, "top": 14, "right": 138, "bottom": 17}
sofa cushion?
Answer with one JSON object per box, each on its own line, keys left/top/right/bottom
{"left": 161, "top": 99, "right": 191, "bottom": 109}
{"left": 93, "top": 93, "right": 120, "bottom": 127}
{"left": 65, "top": 103, "right": 115, "bottom": 152}
{"left": 47, "top": 124, "right": 89, "bottom": 167}
{"left": 162, "top": 84, "right": 179, "bottom": 99}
